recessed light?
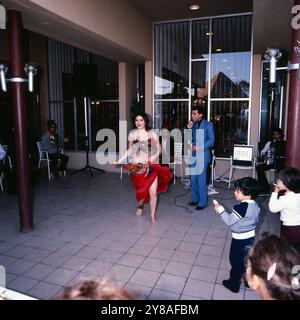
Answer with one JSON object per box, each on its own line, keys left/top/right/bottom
{"left": 189, "top": 4, "right": 200, "bottom": 11}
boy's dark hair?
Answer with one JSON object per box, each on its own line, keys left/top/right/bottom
{"left": 276, "top": 167, "right": 300, "bottom": 193}
{"left": 248, "top": 232, "right": 300, "bottom": 300}
{"left": 234, "top": 177, "right": 259, "bottom": 199}
{"left": 47, "top": 120, "right": 56, "bottom": 128}
{"left": 191, "top": 105, "right": 205, "bottom": 116}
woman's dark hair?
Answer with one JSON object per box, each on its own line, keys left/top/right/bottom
{"left": 276, "top": 167, "right": 300, "bottom": 193}
{"left": 133, "top": 112, "right": 151, "bottom": 131}
{"left": 248, "top": 232, "right": 300, "bottom": 300}
{"left": 234, "top": 177, "right": 260, "bottom": 199}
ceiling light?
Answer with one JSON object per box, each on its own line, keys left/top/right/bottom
{"left": 189, "top": 4, "right": 200, "bottom": 11}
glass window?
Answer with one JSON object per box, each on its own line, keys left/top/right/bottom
{"left": 211, "top": 16, "right": 252, "bottom": 98}
{"left": 63, "top": 101, "right": 75, "bottom": 150}
{"left": 154, "top": 101, "right": 189, "bottom": 131}
{"left": 154, "top": 22, "right": 190, "bottom": 99}
{"left": 191, "top": 61, "right": 209, "bottom": 110}
{"left": 93, "top": 55, "right": 119, "bottom": 100}
{"left": 260, "top": 62, "right": 287, "bottom": 147}
{"left": 91, "top": 101, "right": 119, "bottom": 151}
{"left": 153, "top": 15, "right": 252, "bottom": 155}
{"left": 211, "top": 101, "right": 249, "bottom": 156}
{"left": 192, "top": 20, "right": 210, "bottom": 60}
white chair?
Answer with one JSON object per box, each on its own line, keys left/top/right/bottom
{"left": 169, "top": 142, "right": 183, "bottom": 184}
{"left": 210, "top": 151, "right": 215, "bottom": 187}
{"left": 37, "top": 141, "right": 51, "bottom": 180}
{"left": 2, "top": 145, "right": 13, "bottom": 171}
{"left": 0, "top": 145, "right": 12, "bottom": 191}
{"left": 0, "top": 171, "right": 3, "bottom": 191}
{"left": 267, "top": 168, "right": 276, "bottom": 183}
{"left": 36, "top": 141, "right": 66, "bottom": 180}
{"left": 228, "top": 144, "right": 256, "bottom": 187}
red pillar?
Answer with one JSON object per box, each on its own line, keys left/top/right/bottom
{"left": 286, "top": 0, "right": 300, "bottom": 170}
{"left": 7, "top": 10, "right": 33, "bottom": 231}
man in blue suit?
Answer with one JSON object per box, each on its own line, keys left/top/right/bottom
{"left": 187, "top": 106, "right": 215, "bottom": 210}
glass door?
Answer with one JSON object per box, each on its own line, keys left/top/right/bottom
{"left": 260, "top": 62, "right": 288, "bottom": 147}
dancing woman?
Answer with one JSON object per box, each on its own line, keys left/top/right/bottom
{"left": 113, "top": 113, "right": 173, "bottom": 224}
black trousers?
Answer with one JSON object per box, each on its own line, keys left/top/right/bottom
{"left": 228, "top": 237, "right": 255, "bottom": 288}
{"left": 256, "top": 163, "right": 274, "bottom": 188}
{"left": 48, "top": 153, "right": 69, "bottom": 173}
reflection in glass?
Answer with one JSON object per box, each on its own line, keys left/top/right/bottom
{"left": 211, "top": 16, "right": 252, "bottom": 98}
{"left": 192, "top": 19, "right": 209, "bottom": 59}
{"left": 63, "top": 101, "right": 75, "bottom": 150}
{"left": 260, "top": 63, "right": 287, "bottom": 146}
{"left": 211, "top": 101, "right": 249, "bottom": 156}
{"left": 191, "top": 61, "right": 209, "bottom": 111}
{"left": 93, "top": 55, "right": 119, "bottom": 100}
{"left": 154, "top": 101, "right": 189, "bottom": 131}
{"left": 91, "top": 101, "right": 119, "bottom": 151}
{"left": 154, "top": 22, "right": 189, "bottom": 99}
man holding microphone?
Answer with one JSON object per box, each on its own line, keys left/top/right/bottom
{"left": 187, "top": 106, "right": 215, "bottom": 210}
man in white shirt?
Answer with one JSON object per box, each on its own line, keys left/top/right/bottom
{"left": 256, "top": 128, "right": 285, "bottom": 192}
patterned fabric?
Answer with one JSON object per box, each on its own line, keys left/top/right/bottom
{"left": 123, "top": 163, "right": 146, "bottom": 175}
{"left": 129, "top": 163, "right": 173, "bottom": 204}
{"left": 266, "top": 141, "right": 274, "bottom": 165}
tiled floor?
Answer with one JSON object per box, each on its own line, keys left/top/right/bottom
{"left": 0, "top": 171, "right": 280, "bottom": 300}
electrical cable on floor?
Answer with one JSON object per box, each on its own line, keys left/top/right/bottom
{"left": 174, "top": 187, "right": 194, "bottom": 214}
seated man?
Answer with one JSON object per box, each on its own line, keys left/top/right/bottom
{"left": 256, "top": 128, "right": 285, "bottom": 192}
{"left": 41, "top": 120, "right": 69, "bottom": 178}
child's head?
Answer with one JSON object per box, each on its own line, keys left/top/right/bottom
{"left": 54, "top": 278, "right": 137, "bottom": 300}
{"left": 275, "top": 167, "right": 300, "bottom": 193}
{"left": 246, "top": 232, "right": 300, "bottom": 300}
{"left": 234, "top": 177, "right": 259, "bottom": 201}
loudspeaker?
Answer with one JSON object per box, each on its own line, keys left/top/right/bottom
{"left": 73, "top": 63, "right": 98, "bottom": 97}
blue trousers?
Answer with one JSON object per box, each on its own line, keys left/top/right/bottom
{"left": 190, "top": 161, "right": 209, "bottom": 207}
{"left": 229, "top": 237, "right": 255, "bottom": 287}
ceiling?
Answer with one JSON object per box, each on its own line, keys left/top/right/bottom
{"left": 129, "top": 0, "right": 253, "bottom": 21}
{"left": 1, "top": 0, "right": 293, "bottom": 59}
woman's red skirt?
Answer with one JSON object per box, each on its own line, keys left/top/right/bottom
{"left": 130, "top": 164, "right": 173, "bottom": 203}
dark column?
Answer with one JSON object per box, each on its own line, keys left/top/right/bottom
{"left": 286, "top": 0, "right": 300, "bottom": 170}
{"left": 8, "top": 10, "right": 33, "bottom": 231}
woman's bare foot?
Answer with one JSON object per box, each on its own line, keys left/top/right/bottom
{"left": 150, "top": 216, "right": 157, "bottom": 224}
{"left": 136, "top": 208, "right": 143, "bottom": 217}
